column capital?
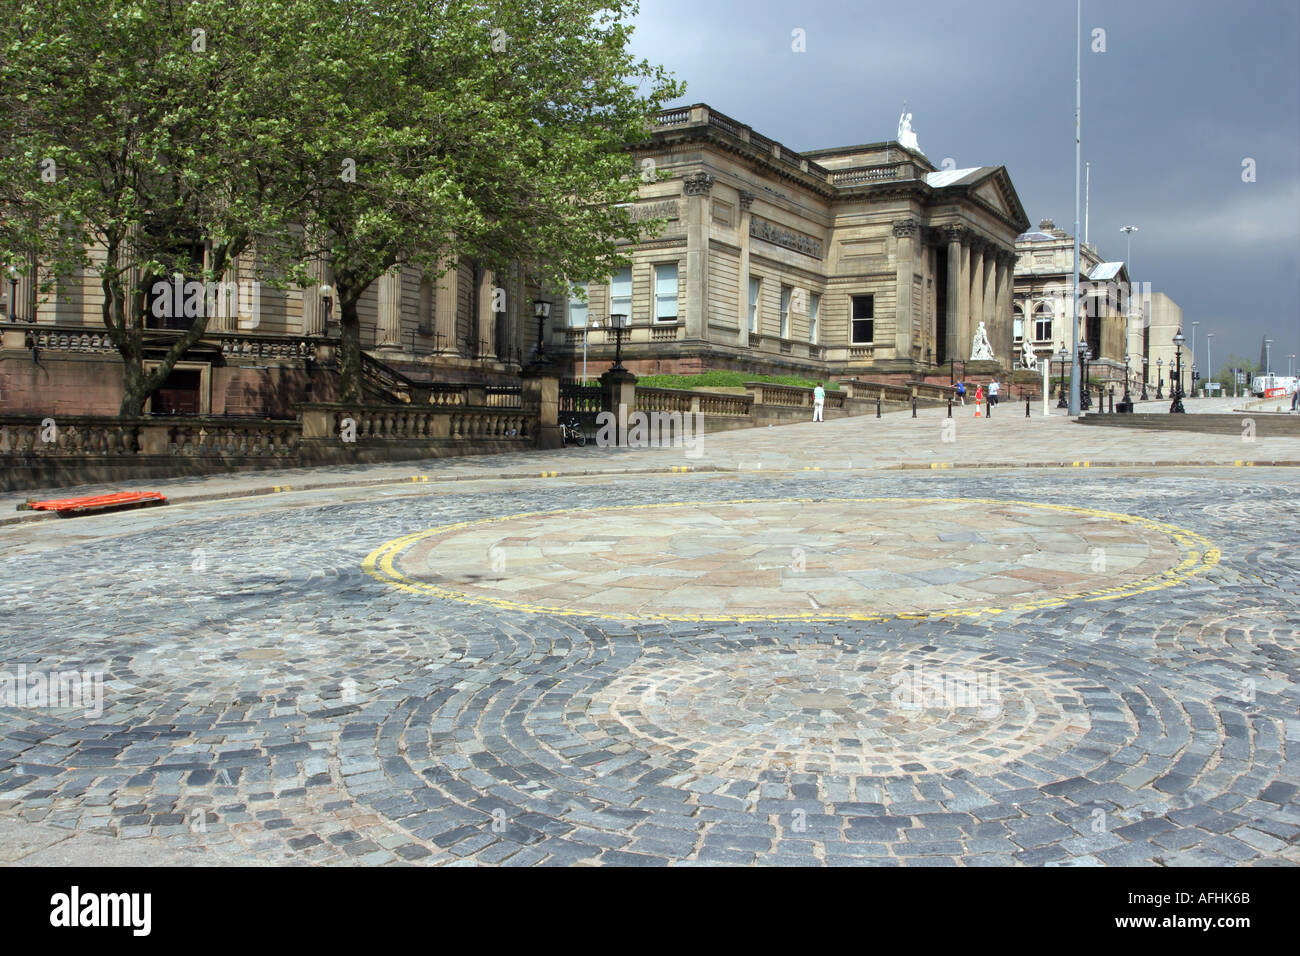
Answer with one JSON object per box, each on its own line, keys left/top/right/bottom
{"left": 943, "top": 224, "right": 969, "bottom": 244}
{"left": 738, "top": 189, "right": 755, "bottom": 211}
{"left": 683, "top": 172, "right": 716, "bottom": 196}
{"left": 892, "top": 218, "right": 919, "bottom": 239}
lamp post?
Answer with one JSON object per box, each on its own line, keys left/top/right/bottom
{"left": 1122, "top": 352, "right": 1132, "bottom": 409}
{"left": 1080, "top": 340, "right": 1092, "bottom": 411}
{"left": 1289, "top": 354, "right": 1296, "bottom": 378}
{"left": 1264, "top": 337, "right": 1273, "bottom": 375}
{"left": 1170, "top": 328, "right": 1186, "bottom": 413}
{"left": 1140, "top": 356, "right": 1149, "bottom": 401}
{"left": 532, "top": 300, "right": 550, "bottom": 358}
{"left": 608, "top": 313, "right": 629, "bottom": 371}
{"left": 1191, "top": 320, "right": 1199, "bottom": 386}
{"left": 1156, "top": 357, "right": 1164, "bottom": 400}
{"left": 1057, "top": 346, "right": 1068, "bottom": 408}
{"left": 7, "top": 266, "right": 17, "bottom": 322}
{"left": 320, "top": 284, "right": 333, "bottom": 336}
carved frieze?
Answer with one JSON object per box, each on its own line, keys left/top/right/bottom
{"left": 626, "top": 199, "right": 680, "bottom": 223}
{"left": 749, "top": 216, "right": 823, "bottom": 259}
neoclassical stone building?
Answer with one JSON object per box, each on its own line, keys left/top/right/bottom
{"left": 1, "top": 102, "right": 1031, "bottom": 418}
{"left": 551, "top": 104, "right": 1030, "bottom": 381}
{"left": 1012, "top": 218, "right": 1133, "bottom": 379}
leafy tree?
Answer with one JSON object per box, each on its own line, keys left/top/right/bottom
{"left": 265, "top": 0, "right": 683, "bottom": 402}
{"left": 0, "top": 0, "right": 307, "bottom": 416}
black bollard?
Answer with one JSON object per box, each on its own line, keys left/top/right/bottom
{"left": 911, "top": 396, "right": 917, "bottom": 418}
{"left": 876, "top": 396, "right": 881, "bottom": 418}
{"left": 947, "top": 399, "right": 952, "bottom": 418}
{"left": 1026, "top": 395, "right": 1030, "bottom": 418}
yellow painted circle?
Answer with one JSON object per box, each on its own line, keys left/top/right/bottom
{"left": 362, "top": 497, "right": 1220, "bottom": 623}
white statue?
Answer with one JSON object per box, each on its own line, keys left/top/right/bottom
{"left": 1021, "top": 337, "right": 1038, "bottom": 371}
{"left": 897, "top": 111, "right": 921, "bottom": 153}
{"left": 971, "top": 321, "right": 995, "bottom": 361}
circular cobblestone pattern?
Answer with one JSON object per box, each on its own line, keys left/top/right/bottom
{"left": 370, "top": 496, "right": 1211, "bottom": 621}
{"left": 586, "top": 645, "right": 1095, "bottom": 777}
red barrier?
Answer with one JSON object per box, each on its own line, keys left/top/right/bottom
{"left": 25, "top": 491, "right": 167, "bottom": 515}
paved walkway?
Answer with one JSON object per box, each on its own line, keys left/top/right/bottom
{"left": 7, "top": 405, "right": 1299, "bottom": 521}
{"left": 2, "top": 412, "right": 1298, "bottom": 866}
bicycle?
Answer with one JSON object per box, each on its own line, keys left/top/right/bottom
{"left": 560, "top": 417, "right": 587, "bottom": 446}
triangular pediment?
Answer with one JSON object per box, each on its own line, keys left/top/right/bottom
{"left": 975, "top": 180, "right": 1011, "bottom": 216}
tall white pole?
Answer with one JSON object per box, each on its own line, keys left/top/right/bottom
{"left": 1069, "top": 0, "right": 1083, "bottom": 416}
{"left": 1084, "top": 162, "right": 1090, "bottom": 245}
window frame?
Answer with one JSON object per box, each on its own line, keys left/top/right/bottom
{"left": 850, "top": 294, "right": 874, "bottom": 345}
{"left": 653, "top": 263, "right": 678, "bottom": 323}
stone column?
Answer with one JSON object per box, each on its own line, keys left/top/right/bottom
{"left": 994, "top": 253, "right": 1012, "bottom": 361}
{"left": 300, "top": 257, "right": 325, "bottom": 337}
{"left": 212, "top": 258, "right": 239, "bottom": 332}
{"left": 737, "top": 189, "right": 754, "bottom": 349}
{"left": 16, "top": 253, "right": 38, "bottom": 323}
{"left": 376, "top": 264, "right": 403, "bottom": 351}
{"left": 434, "top": 254, "right": 458, "bottom": 355}
{"left": 945, "top": 227, "right": 964, "bottom": 365}
{"left": 476, "top": 267, "right": 495, "bottom": 359}
{"left": 683, "top": 171, "right": 714, "bottom": 342}
{"left": 892, "top": 219, "right": 916, "bottom": 363}
{"left": 969, "top": 242, "right": 984, "bottom": 357}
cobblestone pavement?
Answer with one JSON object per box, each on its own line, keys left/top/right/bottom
{"left": 1, "top": 465, "right": 1298, "bottom": 866}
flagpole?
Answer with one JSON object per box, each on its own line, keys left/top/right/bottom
{"left": 1069, "top": 0, "right": 1083, "bottom": 416}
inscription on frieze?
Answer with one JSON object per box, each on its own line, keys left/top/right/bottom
{"left": 627, "top": 200, "right": 680, "bottom": 222}
{"left": 749, "top": 216, "right": 823, "bottom": 259}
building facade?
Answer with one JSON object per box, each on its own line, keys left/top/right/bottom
{"left": 550, "top": 104, "right": 1029, "bottom": 383}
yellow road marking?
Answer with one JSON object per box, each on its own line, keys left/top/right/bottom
{"left": 362, "top": 496, "right": 1220, "bottom": 624}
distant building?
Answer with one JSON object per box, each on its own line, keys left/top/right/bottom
{"left": 1012, "top": 219, "right": 1133, "bottom": 380}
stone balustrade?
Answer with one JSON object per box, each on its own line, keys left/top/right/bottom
{"left": 0, "top": 415, "right": 298, "bottom": 460}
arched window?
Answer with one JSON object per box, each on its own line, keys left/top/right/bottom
{"left": 1033, "top": 301, "right": 1053, "bottom": 343}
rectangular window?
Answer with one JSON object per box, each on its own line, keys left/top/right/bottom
{"left": 568, "top": 282, "right": 589, "bottom": 328}
{"left": 654, "top": 264, "right": 678, "bottom": 322}
{"left": 1035, "top": 315, "right": 1053, "bottom": 342}
{"left": 748, "top": 276, "right": 761, "bottom": 333}
{"left": 808, "top": 292, "right": 821, "bottom": 343}
{"left": 609, "top": 267, "right": 632, "bottom": 321}
{"left": 851, "top": 294, "right": 874, "bottom": 344}
{"left": 779, "top": 285, "right": 791, "bottom": 339}
{"left": 1013, "top": 314, "right": 1023, "bottom": 342}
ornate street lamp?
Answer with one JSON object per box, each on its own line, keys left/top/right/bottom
{"left": 532, "top": 300, "right": 551, "bottom": 358}
{"left": 1156, "top": 357, "right": 1164, "bottom": 400}
{"left": 1122, "top": 352, "right": 1133, "bottom": 409}
{"left": 1140, "top": 356, "right": 1149, "bottom": 401}
{"left": 320, "top": 284, "right": 333, "bottom": 336}
{"left": 1170, "top": 328, "right": 1186, "bottom": 413}
{"left": 7, "top": 266, "right": 18, "bottom": 322}
{"left": 1057, "top": 345, "right": 1069, "bottom": 408}
{"left": 1080, "top": 340, "right": 1092, "bottom": 411}
{"left": 608, "top": 313, "right": 630, "bottom": 371}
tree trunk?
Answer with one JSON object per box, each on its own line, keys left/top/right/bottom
{"left": 338, "top": 297, "right": 364, "bottom": 405}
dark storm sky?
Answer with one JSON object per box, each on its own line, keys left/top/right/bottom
{"left": 630, "top": 0, "right": 1300, "bottom": 374}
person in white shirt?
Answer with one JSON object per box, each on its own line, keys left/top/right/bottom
{"left": 988, "top": 378, "right": 1000, "bottom": 407}
{"left": 813, "top": 382, "right": 825, "bottom": 422}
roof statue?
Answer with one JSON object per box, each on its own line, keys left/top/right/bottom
{"left": 971, "top": 321, "right": 995, "bottom": 361}
{"left": 897, "top": 111, "right": 921, "bottom": 153}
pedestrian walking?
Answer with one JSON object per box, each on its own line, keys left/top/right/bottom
{"left": 813, "top": 382, "right": 825, "bottom": 422}
{"left": 989, "top": 378, "right": 1000, "bottom": 407}
{"left": 955, "top": 380, "right": 966, "bottom": 406}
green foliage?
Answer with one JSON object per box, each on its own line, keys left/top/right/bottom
{"left": 637, "top": 371, "right": 841, "bottom": 391}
